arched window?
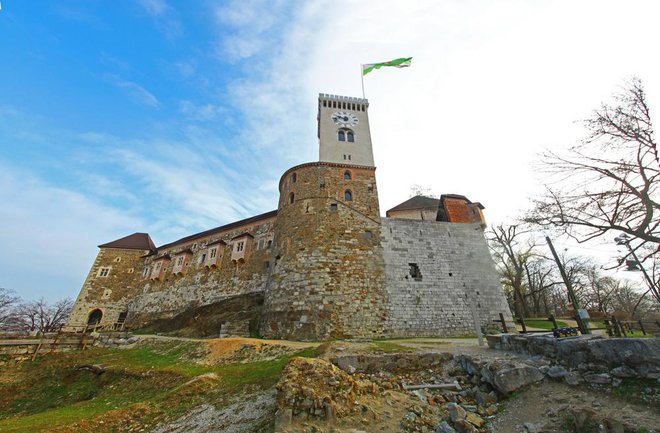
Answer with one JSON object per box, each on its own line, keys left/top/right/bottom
{"left": 344, "top": 170, "right": 352, "bottom": 180}
{"left": 292, "top": 172, "right": 297, "bottom": 183}
{"left": 347, "top": 131, "right": 354, "bottom": 142}
{"left": 87, "top": 309, "right": 103, "bottom": 325}
{"left": 338, "top": 130, "right": 345, "bottom": 141}
{"left": 345, "top": 190, "right": 353, "bottom": 201}
{"left": 289, "top": 192, "right": 295, "bottom": 204}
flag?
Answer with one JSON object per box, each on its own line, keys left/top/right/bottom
{"left": 362, "top": 57, "right": 412, "bottom": 75}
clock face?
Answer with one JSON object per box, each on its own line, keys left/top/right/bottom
{"left": 331, "top": 111, "right": 359, "bottom": 127}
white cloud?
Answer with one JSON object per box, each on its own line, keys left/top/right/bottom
{"left": 106, "top": 75, "right": 160, "bottom": 107}
{"left": 0, "top": 165, "right": 143, "bottom": 301}
{"left": 138, "top": 0, "right": 169, "bottom": 16}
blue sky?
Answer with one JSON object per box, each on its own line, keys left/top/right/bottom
{"left": 1, "top": 0, "right": 660, "bottom": 301}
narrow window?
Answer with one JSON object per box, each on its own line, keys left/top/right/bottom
{"left": 236, "top": 241, "right": 244, "bottom": 252}
{"left": 345, "top": 190, "right": 353, "bottom": 201}
{"left": 200, "top": 253, "right": 207, "bottom": 263}
{"left": 142, "top": 267, "right": 150, "bottom": 278}
{"left": 258, "top": 239, "right": 264, "bottom": 250}
{"left": 347, "top": 131, "right": 354, "bottom": 142}
{"left": 348, "top": 155, "right": 351, "bottom": 160}
{"left": 338, "top": 130, "right": 345, "bottom": 141}
{"left": 210, "top": 248, "right": 217, "bottom": 259}
{"left": 292, "top": 172, "right": 297, "bottom": 183}
{"left": 344, "top": 170, "right": 352, "bottom": 180}
{"left": 289, "top": 192, "right": 295, "bottom": 204}
{"left": 114, "top": 257, "right": 121, "bottom": 262}
{"left": 343, "top": 154, "right": 347, "bottom": 160}
{"left": 267, "top": 240, "right": 273, "bottom": 249}
{"left": 330, "top": 203, "right": 338, "bottom": 211}
{"left": 409, "top": 263, "right": 422, "bottom": 280}
{"left": 323, "top": 100, "right": 327, "bottom": 107}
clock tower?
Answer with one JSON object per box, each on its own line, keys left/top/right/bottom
{"left": 318, "top": 94, "right": 374, "bottom": 167}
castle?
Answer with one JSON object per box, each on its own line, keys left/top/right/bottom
{"left": 67, "top": 94, "right": 512, "bottom": 340}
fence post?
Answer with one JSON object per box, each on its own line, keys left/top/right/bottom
{"left": 499, "top": 313, "right": 509, "bottom": 333}
{"left": 549, "top": 315, "right": 558, "bottom": 330}
{"left": 604, "top": 319, "right": 613, "bottom": 337}
{"left": 612, "top": 317, "right": 622, "bottom": 337}
{"left": 519, "top": 317, "right": 528, "bottom": 334}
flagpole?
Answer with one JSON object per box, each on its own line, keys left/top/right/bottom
{"left": 360, "top": 64, "right": 365, "bottom": 99}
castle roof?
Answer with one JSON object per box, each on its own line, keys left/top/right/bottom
{"left": 387, "top": 196, "right": 441, "bottom": 213}
{"left": 156, "top": 210, "right": 277, "bottom": 251}
{"left": 98, "top": 232, "right": 157, "bottom": 252}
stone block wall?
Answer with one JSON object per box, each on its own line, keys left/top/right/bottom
{"left": 67, "top": 247, "right": 150, "bottom": 331}
{"left": 380, "top": 219, "right": 512, "bottom": 337}
{"left": 127, "top": 219, "right": 276, "bottom": 326}
{"left": 261, "top": 162, "right": 388, "bottom": 340}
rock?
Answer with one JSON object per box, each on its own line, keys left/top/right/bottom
{"left": 446, "top": 402, "right": 467, "bottom": 422}
{"left": 435, "top": 421, "right": 457, "bottom": 433}
{"left": 538, "top": 365, "right": 550, "bottom": 374}
{"left": 127, "top": 336, "right": 139, "bottom": 344}
{"left": 564, "top": 372, "right": 580, "bottom": 386}
{"left": 571, "top": 407, "right": 597, "bottom": 430}
{"left": 347, "top": 365, "right": 357, "bottom": 374}
{"left": 274, "top": 408, "right": 292, "bottom": 427}
{"left": 584, "top": 373, "right": 611, "bottom": 384}
{"left": 491, "top": 366, "right": 544, "bottom": 394}
{"left": 547, "top": 365, "right": 568, "bottom": 379}
{"left": 465, "top": 412, "right": 484, "bottom": 428}
{"left": 474, "top": 390, "right": 498, "bottom": 405}
{"left": 523, "top": 422, "right": 544, "bottom": 433}
{"left": 453, "top": 419, "right": 478, "bottom": 433}
{"left": 612, "top": 378, "right": 622, "bottom": 387}
{"left": 603, "top": 418, "right": 625, "bottom": 433}
{"left": 610, "top": 366, "right": 635, "bottom": 378}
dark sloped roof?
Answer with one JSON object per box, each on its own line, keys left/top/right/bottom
{"left": 387, "top": 196, "right": 441, "bottom": 213}
{"left": 440, "top": 194, "right": 472, "bottom": 203}
{"left": 231, "top": 232, "right": 254, "bottom": 240}
{"left": 98, "top": 233, "right": 157, "bottom": 251}
{"left": 156, "top": 210, "right": 277, "bottom": 251}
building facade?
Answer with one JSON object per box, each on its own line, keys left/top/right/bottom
{"left": 67, "top": 93, "right": 512, "bottom": 340}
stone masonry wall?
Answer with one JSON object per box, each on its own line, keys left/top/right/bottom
{"left": 261, "top": 162, "right": 387, "bottom": 340}
{"left": 68, "top": 247, "right": 150, "bottom": 331}
{"left": 381, "top": 218, "right": 512, "bottom": 337}
{"left": 127, "top": 219, "right": 276, "bottom": 326}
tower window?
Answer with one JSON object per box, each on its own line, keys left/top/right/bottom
{"left": 292, "top": 172, "right": 297, "bottom": 183}
{"left": 344, "top": 170, "right": 352, "bottom": 180}
{"left": 323, "top": 100, "right": 327, "bottom": 107}
{"left": 289, "top": 192, "right": 295, "bottom": 204}
{"left": 409, "top": 263, "right": 422, "bottom": 281}
{"left": 338, "top": 130, "right": 345, "bottom": 141}
{"left": 345, "top": 190, "right": 353, "bottom": 201}
{"left": 347, "top": 131, "right": 354, "bottom": 142}
{"left": 330, "top": 203, "right": 338, "bottom": 211}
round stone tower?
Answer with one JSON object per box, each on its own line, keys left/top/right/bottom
{"left": 260, "top": 161, "right": 387, "bottom": 340}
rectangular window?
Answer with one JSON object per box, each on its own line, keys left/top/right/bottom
{"left": 236, "top": 241, "right": 244, "bottom": 252}
{"left": 200, "top": 253, "right": 206, "bottom": 263}
{"left": 176, "top": 256, "right": 184, "bottom": 266}
{"left": 154, "top": 262, "right": 161, "bottom": 271}
{"left": 267, "top": 240, "right": 273, "bottom": 249}
{"left": 210, "top": 248, "right": 217, "bottom": 259}
{"left": 409, "top": 263, "right": 422, "bottom": 281}
{"left": 98, "top": 267, "right": 110, "bottom": 277}
{"left": 142, "top": 267, "right": 150, "bottom": 278}
{"left": 330, "top": 203, "right": 338, "bottom": 211}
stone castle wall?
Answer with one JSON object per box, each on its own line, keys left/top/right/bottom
{"left": 260, "top": 162, "right": 388, "bottom": 340}
{"left": 127, "top": 219, "right": 275, "bottom": 326}
{"left": 68, "top": 247, "right": 150, "bottom": 330}
{"left": 381, "top": 218, "right": 513, "bottom": 337}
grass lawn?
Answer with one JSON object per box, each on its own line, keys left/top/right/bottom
{"left": 0, "top": 341, "right": 317, "bottom": 433}
{"left": 519, "top": 319, "right": 568, "bottom": 329}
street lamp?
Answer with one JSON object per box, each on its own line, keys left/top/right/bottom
{"left": 614, "top": 234, "right": 660, "bottom": 303}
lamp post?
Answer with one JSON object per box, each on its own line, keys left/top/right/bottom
{"left": 614, "top": 234, "right": 660, "bottom": 303}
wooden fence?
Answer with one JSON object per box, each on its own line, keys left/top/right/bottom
{"left": 493, "top": 313, "right": 660, "bottom": 337}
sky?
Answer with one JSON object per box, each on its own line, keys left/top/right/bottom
{"left": 1, "top": 0, "right": 659, "bottom": 301}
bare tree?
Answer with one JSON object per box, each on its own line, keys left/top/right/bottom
{"left": 526, "top": 78, "right": 659, "bottom": 291}
{"left": 487, "top": 224, "right": 538, "bottom": 318}
{"left": 0, "top": 288, "right": 19, "bottom": 328}
{"left": 10, "top": 298, "right": 73, "bottom": 334}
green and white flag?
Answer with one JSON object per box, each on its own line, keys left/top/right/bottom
{"left": 362, "top": 57, "right": 412, "bottom": 75}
